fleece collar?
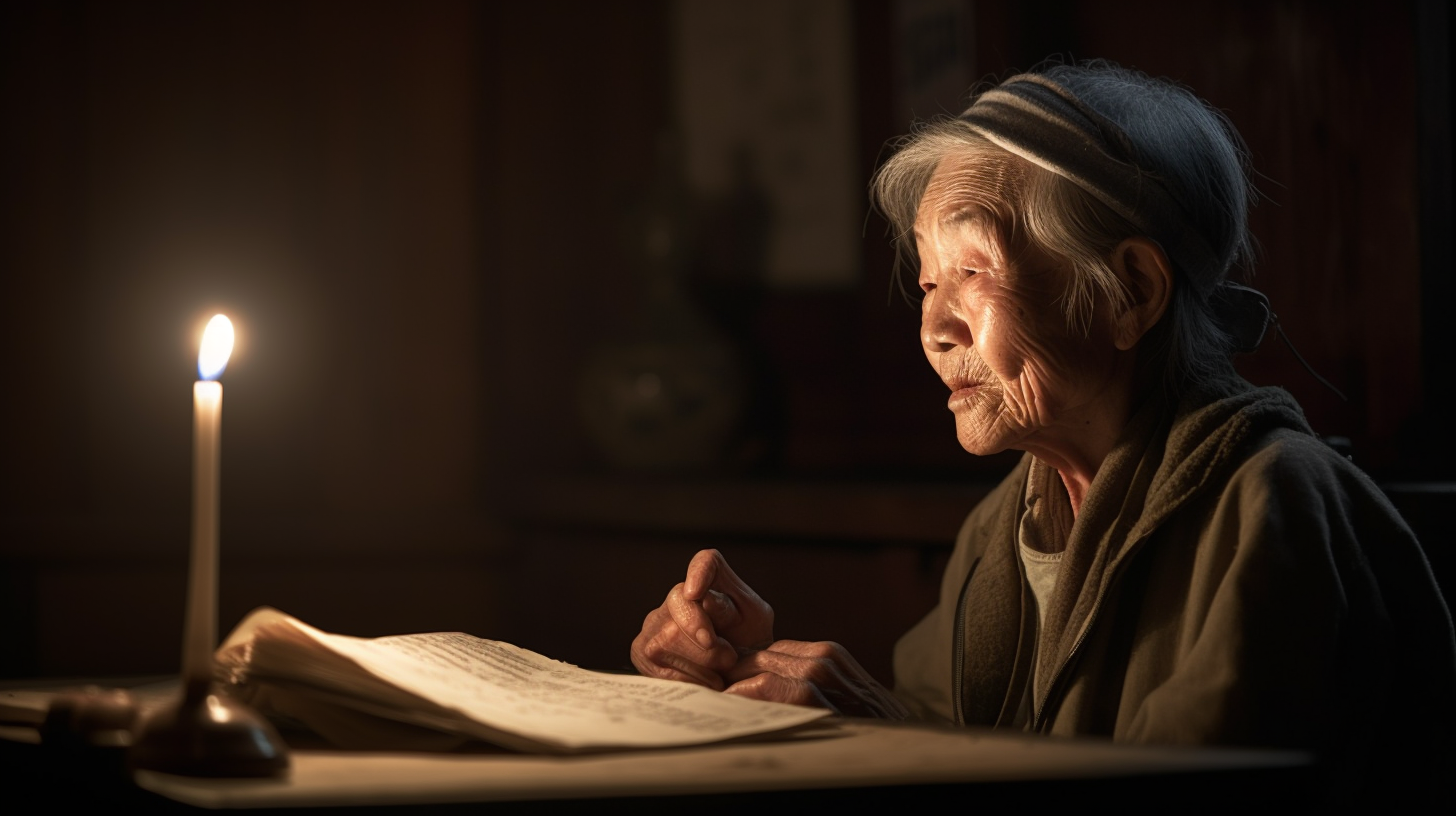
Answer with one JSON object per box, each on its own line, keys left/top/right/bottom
{"left": 1133, "top": 379, "right": 1315, "bottom": 539}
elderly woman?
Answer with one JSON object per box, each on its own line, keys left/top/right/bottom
{"left": 630, "top": 62, "right": 1455, "bottom": 797}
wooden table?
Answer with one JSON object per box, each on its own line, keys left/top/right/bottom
{"left": 3, "top": 681, "right": 1312, "bottom": 812}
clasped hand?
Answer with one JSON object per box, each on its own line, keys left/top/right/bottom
{"left": 629, "top": 549, "right": 908, "bottom": 719}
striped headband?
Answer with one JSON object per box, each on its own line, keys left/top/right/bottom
{"left": 958, "top": 73, "right": 1225, "bottom": 288}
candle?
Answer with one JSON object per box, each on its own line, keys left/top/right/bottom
{"left": 133, "top": 311, "right": 286, "bottom": 776}
{"left": 182, "top": 314, "right": 234, "bottom": 687}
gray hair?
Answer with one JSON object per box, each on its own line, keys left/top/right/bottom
{"left": 871, "top": 61, "right": 1257, "bottom": 394}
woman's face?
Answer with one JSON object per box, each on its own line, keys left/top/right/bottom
{"left": 915, "top": 163, "right": 1122, "bottom": 460}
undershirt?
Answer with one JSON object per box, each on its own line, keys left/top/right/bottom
{"left": 1012, "top": 458, "right": 1072, "bottom": 727}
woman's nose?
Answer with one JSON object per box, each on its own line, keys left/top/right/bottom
{"left": 921, "top": 286, "right": 970, "bottom": 353}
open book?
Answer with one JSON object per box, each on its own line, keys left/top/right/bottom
{"left": 215, "top": 608, "right": 829, "bottom": 754}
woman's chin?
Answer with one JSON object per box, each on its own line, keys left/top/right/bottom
{"left": 951, "top": 402, "right": 1026, "bottom": 458}
{"left": 955, "top": 433, "right": 1015, "bottom": 458}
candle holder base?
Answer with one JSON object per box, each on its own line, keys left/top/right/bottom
{"left": 130, "top": 680, "right": 290, "bottom": 778}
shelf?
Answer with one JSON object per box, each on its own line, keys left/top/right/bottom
{"left": 503, "top": 478, "right": 996, "bottom": 545}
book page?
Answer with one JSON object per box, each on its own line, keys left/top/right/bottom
{"left": 225, "top": 608, "right": 827, "bottom": 751}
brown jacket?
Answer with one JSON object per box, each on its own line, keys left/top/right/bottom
{"left": 893, "top": 381, "right": 1455, "bottom": 800}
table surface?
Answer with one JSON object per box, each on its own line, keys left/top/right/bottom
{"left": 2, "top": 680, "right": 1313, "bottom": 811}
{"left": 144, "top": 719, "right": 1310, "bottom": 809}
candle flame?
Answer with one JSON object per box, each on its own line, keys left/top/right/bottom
{"left": 198, "top": 314, "right": 235, "bottom": 380}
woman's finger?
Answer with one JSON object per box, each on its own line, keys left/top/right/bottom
{"left": 682, "top": 549, "right": 721, "bottom": 600}
{"left": 629, "top": 609, "right": 733, "bottom": 687}
{"left": 665, "top": 582, "right": 716, "bottom": 650}
{"left": 723, "top": 672, "right": 833, "bottom": 709}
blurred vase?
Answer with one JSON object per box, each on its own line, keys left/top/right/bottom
{"left": 577, "top": 134, "right": 747, "bottom": 473}
{"left": 578, "top": 338, "right": 744, "bottom": 472}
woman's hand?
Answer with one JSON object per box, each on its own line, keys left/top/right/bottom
{"left": 630, "top": 549, "right": 775, "bottom": 690}
{"left": 630, "top": 550, "right": 905, "bottom": 720}
{"left": 725, "top": 640, "right": 911, "bottom": 720}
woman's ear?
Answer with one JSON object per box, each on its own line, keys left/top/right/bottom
{"left": 1109, "top": 237, "right": 1173, "bottom": 351}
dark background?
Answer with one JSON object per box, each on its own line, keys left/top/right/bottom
{"left": 1, "top": 0, "right": 1450, "bottom": 686}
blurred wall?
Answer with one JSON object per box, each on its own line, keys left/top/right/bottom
{"left": 0, "top": 0, "right": 496, "bottom": 675}
{"left": 0, "top": 0, "right": 1447, "bottom": 681}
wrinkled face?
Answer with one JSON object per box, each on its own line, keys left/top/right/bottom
{"left": 915, "top": 160, "right": 1120, "bottom": 458}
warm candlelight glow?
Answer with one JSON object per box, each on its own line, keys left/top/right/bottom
{"left": 199, "top": 314, "right": 235, "bottom": 381}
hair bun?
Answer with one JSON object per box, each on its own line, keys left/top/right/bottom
{"left": 1211, "top": 283, "right": 1270, "bottom": 354}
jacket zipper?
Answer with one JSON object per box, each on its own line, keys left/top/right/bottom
{"left": 950, "top": 557, "right": 980, "bottom": 726}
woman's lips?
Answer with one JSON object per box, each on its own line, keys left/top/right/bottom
{"left": 947, "top": 382, "right": 980, "bottom": 407}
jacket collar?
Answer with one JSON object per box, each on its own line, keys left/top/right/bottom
{"left": 1031, "top": 379, "right": 1314, "bottom": 720}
